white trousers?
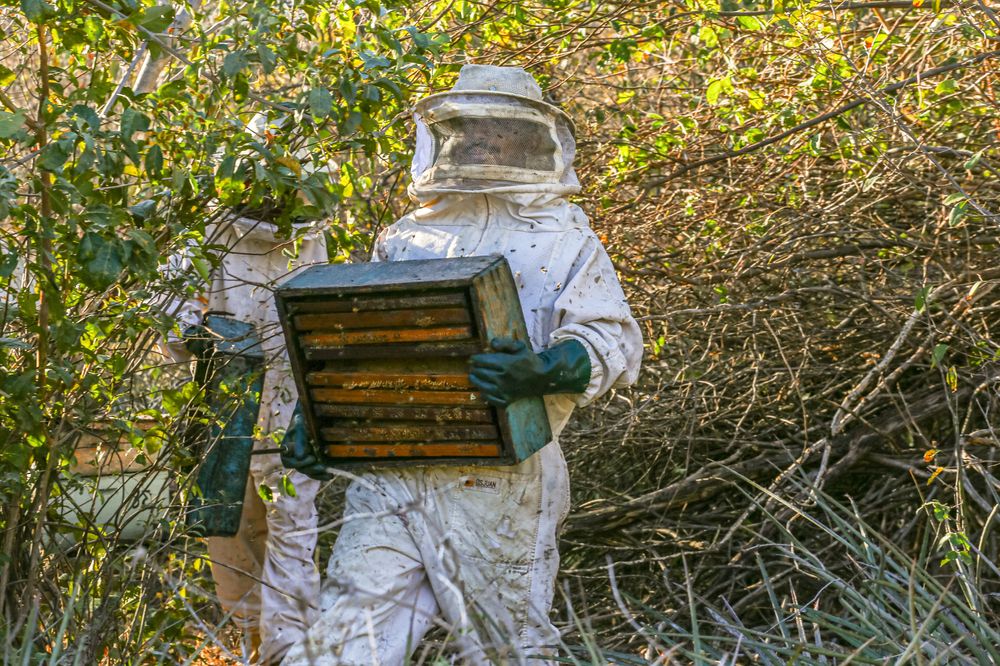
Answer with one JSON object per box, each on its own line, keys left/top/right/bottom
{"left": 206, "top": 461, "right": 322, "bottom": 663}
{"left": 205, "top": 375, "right": 322, "bottom": 664}
{"left": 281, "top": 443, "right": 571, "bottom": 665}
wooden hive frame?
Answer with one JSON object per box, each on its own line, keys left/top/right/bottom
{"left": 275, "top": 255, "right": 552, "bottom": 469}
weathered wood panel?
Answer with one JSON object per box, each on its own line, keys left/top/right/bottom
{"left": 320, "top": 357, "right": 469, "bottom": 374}
{"left": 289, "top": 292, "right": 468, "bottom": 314}
{"left": 471, "top": 262, "right": 553, "bottom": 462}
{"left": 303, "top": 341, "right": 482, "bottom": 360}
{"left": 295, "top": 308, "right": 470, "bottom": 331}
{"left": 306, "top": 370, "right": 472, "bottom": 390}
{"left": 302, "top": 325, "right": 474, "bottom": 347}
{"left": 320, "top": 424, "right": 498, "bottom": 442}
{"left": 314, "top": 404, "right": 494, "bottom": 423}
{"left": 311, "top": 387, "right": 483, "bottom": 405}
{"left": 71, "top": 446, "right": 150, "bottom": 476}
{"left": 278, "top": 257, "right": 500, "bottom": 296}
{"left": 324, "top": 443, "right": 502, "bottom": 458}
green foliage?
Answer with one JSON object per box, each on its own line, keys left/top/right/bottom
{"left": 1, "top": 0, "right": 996, "bottom": 660}
{"left": 0, "top": 0, "right": 446, "bottom": 659}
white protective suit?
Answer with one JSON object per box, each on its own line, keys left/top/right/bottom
{"left": 166, "top": 215, "right": 327, "bottom": 663}
{"left": 282, "top": 65, "right": 643, "bottom": 665}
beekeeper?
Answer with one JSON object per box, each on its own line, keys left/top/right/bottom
{"left": 164, "top": 114, "right": 333, "bottom": 664}
{"left": 280, "top": 65, "right": 643, "bottom": 665}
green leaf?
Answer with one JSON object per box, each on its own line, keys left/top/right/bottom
{"left": 280, "top": 475, "right": 297, "bottom": 498}
{"left": 698, "top": 25, "right": 719, "bottom": 48}
{"left": 190, "top": 254, "right": 212, "bottom": 282}
{"left": 343, "top": 110, "right": 363, "bottom": 135}
{"left": 214, "top": 152, "right": 245, "bottom": 202}
{"left": 257, "top": 483, "right": 274, "bottom": 502}
{"left": 914, "top": 286, "right": 930, "bottom": 312}
{"left": 232, "top": 74, "right": 249, "bottom": 101}
{"left": 85, "top": 203, "right": 120, "bottom": 228}
{"left": 931, "top": 343, "right": 948, "bottom": 368}
{"left": 963, "top": 149, "right": 984, "bottom": 170}
{"left": 144, "top": 144, "right": 163, "bottom": 176}
{"left": 0, "top": 337, "right": 31, "bottom": 350}
{"left": 934, "top": 78, "right": 958, "bottom": 95}
{"left": 133, "top": 4, "right": 175, "bottom": 33}
{"left": 20, "top": 0, "right": 57, "bottom": 23}
{"left": 360, "top": 51, "right": 391, "bottom": 70}
{"left": 257, "top": 45, "right": 277, "bottom": 74}
{"left": 38, "top": 139, "right": 73, "bottom": 171}
{"left": 161, "top": 380, "right": 200, "bottom": 416}
{"left": 84, "top": 16, "right": 103, "bottom": 43}
{"left": 127, "top": 228, "right": 156, "bottom": 256}
{"left": 338, "top": 77, "right": 357, "bottom": 104}
{"left": 949, "top": 201, "right": 968, "bottom": 226}
{"left": 157, "top": 79, "right": 188, "bottom": 100}
{"left": 222, "top": 51, "right": 250, "bottom": 78}
{"left": 121, "top": 108, "right": 150, "bottom": 142}
{"left": 125, "top": 229, "right": 157, "bottom": 274}
{"left": 737, "top": 15, "right": 763, "bottom": 31}
{"left": 77, "top": 232, "right": 125, "bottom": 290}
{"left": 374, "top": 78, "right": 403, "bottom": 101}
{"left": 706, "top": 77, "right": 731, "bottom": 106}
{"left": 0, "top": 110, "right": 26, "bottom": 139}
{"left": 71, "top": 104, "right": 100, "bottom": 131}
{"left": 308, "top": 87, "right": 333, "bottom": 118}
{"left": 0, "top": 65, "right": 14, "bottom": 88}
{"left": 404, "top": 26, "right": 432, "bottom": 49}
{"left": 0, "top": 250, "right": 18, "bottom": 279}
{"left": 808, "top": 133, "right": 822, "bottom": 156}
{"left": 129, "top": 199, "right": 157, "bottom": 220}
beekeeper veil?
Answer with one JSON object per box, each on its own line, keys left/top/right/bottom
{"left": 409, "top": 65, "right": 580, "bottom": 199}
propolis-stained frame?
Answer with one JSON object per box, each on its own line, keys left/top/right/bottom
{"left": 275, "top": 255, "right": 552, "bottom": 469}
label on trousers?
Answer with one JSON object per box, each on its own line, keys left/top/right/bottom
{"left": 461, "top": 476, "right": 501, "bottom": 495}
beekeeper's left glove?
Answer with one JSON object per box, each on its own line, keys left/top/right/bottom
{"left": 468, "top": 337, "right": 591, "bottom": 407}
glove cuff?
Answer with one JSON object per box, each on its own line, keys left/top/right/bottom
{"left": 183, "top": 323, "right": 212, "bottom": 359}
{"left": 538, "top": 339, "right": 592, "bottom": 395}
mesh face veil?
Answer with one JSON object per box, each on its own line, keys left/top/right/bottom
{"left": 410, "top": 91, "right": 580, "bottom": 197}
{"left": 421, "top": 98, "right": 563, "bottom": 182}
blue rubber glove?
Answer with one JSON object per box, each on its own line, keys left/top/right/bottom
{"left": 182, "top": 324, "right": 212, "bottom": 359}
{"left": 468, "top": 337, "right": 592, "bottom": 407}
{"left": 280, "top": 402, "right": 332, "bottom": 481}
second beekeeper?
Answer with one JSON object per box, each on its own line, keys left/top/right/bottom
{"left": 164, "top": 114, "right": 335, "bottom": 665}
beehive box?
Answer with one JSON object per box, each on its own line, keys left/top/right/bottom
{"left": 57, "top": 421, "right": 173, "bottom": 548}
{"left": 275, "top": 255, "right": 552, "bottom": 468}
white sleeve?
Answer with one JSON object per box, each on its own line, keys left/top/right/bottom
{"left": 547, "top": 235, "right": 643, "bottom": 406}
{"left": 159, "top": 244, "right": 209, "bottom": 362}
{"left": 369, "top": 226, "right": 391, "bottom": 263}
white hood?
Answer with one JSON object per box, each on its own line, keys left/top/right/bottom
{"left": 408, "top": 66, "right": 580, "bottom": 201}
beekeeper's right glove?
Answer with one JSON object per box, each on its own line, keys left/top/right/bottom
{"left": 280, "top": 402, "right": 333, "bottom": 481}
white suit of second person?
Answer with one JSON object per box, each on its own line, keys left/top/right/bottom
{"left": 282, "top": 65, "right": 643, "bottom": 665}
{"left": 166, "top": 214, "right": 327, "bottom": 664}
